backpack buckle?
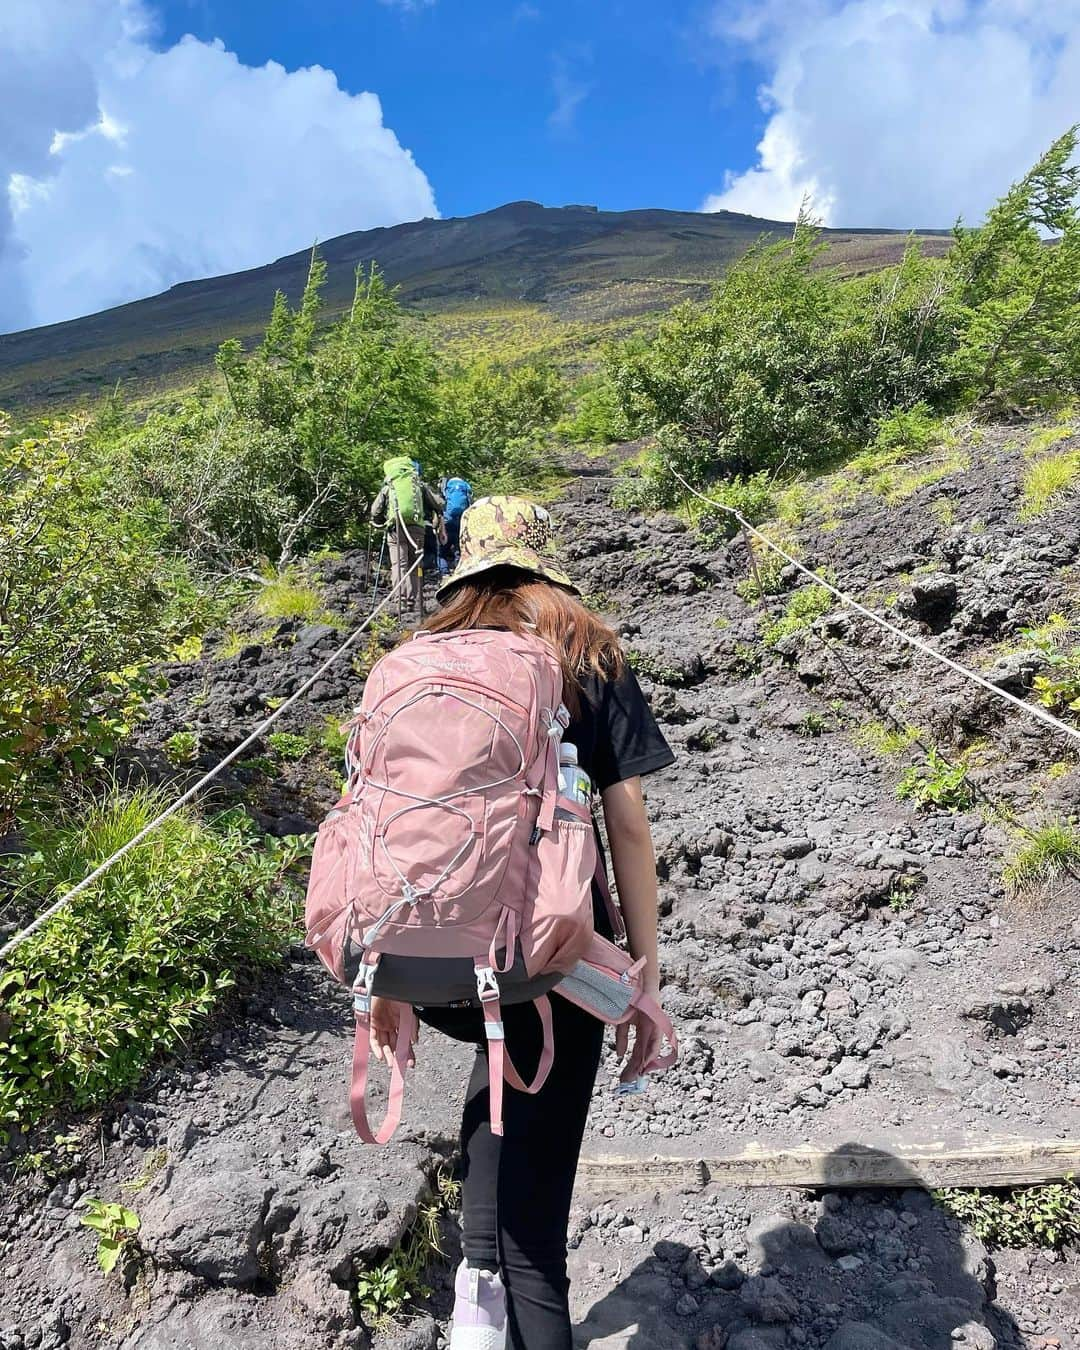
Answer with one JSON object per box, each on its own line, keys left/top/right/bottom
{"left": 353, "top": 959, "right": 378, "bottom": 1015}
{"left": 475, "top": 966, "right": 501, "bottom": 1003}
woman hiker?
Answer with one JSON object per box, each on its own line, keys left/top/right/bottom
{"left": 367, "top": 497, "right": 675, "bottom": 1350}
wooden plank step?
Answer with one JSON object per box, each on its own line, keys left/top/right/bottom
{"left": 578, "top": 1138, "right": 1080, "bottom": 1192}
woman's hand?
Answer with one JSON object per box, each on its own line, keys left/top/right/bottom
{"left": 614, "top": 1004, "right": 663, "bottom": 1082}
{"left": 369, "top": 996, "right": 418, "bottom": 1069}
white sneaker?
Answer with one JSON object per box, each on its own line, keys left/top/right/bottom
{"left": 449, "top": 1260, "right": 507, "bottom": 1350}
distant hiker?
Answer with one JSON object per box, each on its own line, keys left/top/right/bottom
{"left": 305, "top": 496, "right": 677, "bottom": 1350}
{"left": 438, "top": 474, "right": 473, "bottom": 575}
{"left": 371, "top": 455, "right": 445, "bottom": 618}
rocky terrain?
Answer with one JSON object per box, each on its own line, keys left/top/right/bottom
{"left": 2, "top": 420, "right": 1079, "bottom": 1349}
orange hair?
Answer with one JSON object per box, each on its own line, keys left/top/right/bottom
{"left": 422, "top": 567, "right": 623, "bottom": 713}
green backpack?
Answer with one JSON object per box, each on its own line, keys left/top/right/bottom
{"left": 382, "top": 456, "right": 424, "bottom": 528}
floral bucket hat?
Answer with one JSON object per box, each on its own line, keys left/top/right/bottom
{"left": 435, "top": 495, "right": 578, "bottom": 600}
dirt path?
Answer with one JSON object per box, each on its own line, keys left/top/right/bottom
{"left": 2, "top": 427, "right": 1079, "bottom": 1349}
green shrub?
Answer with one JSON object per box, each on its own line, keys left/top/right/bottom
{"left": 163, "top": 731, "right": 199, "bottom": 767}
{"left": 0, "top": 793, "right": 305, "bottom": 1133}
{"left": 1003, "top": 820, "right": 1080, "bottom": 893}
{"left": 762, "top": 584, "right": 834, "bottom": 647}
{"left": 267, "top": 731, "right": 310, "bottom": 761}
{"left": 868, "top": 402, "right": 944, "bottom": 458}
{"left": 80, "top": 1198, "right": 141, "bottom": 1274}
{"left": 936, "top": 1179, "right": 1080, "bottom": 1250}
{"left": 0, "top": 418, "right": 173, "bottom": 825}
{"left": 695, "top": 472, "right": 777, "bottom": 542}
{"left": 1032, "top": 647, "right": 1080, "bottom": 718}
{"left": 556, "top": 373, "right": 632, "bottom": 445}
{"left": 896, "top": 748, "right": 974, "bottom": 811}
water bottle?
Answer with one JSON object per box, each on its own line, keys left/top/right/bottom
{"left": 558, "top": 742, "right": 592, "bottom": 808}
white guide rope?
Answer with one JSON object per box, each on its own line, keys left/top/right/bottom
{"left": 0, "top": 552, "right": 423, "bottom": 964}
{"left": 670, "top": 468, "right": 1080, "bottom": 751}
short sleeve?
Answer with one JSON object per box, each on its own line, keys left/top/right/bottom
{"left": 587, "top": 666, "right": 676, "bottom": 792}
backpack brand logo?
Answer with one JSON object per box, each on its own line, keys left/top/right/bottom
{"left": 415, "top": 656, "right": 473, "bottom": 673}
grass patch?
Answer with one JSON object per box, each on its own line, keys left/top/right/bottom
{"left": 935, "top": 1179, "right": 1080, "bottom": 1250}
{"left": 1019, "top": 450, "right": 1080, "bottom": 520}
{"left": 854, "top": 721, "right": 923, "bottom": 756}
{"left": 1023, "top": 420, "right": 1076, "bottom": 460}
{"left": 0, "top": 791, "right": 305, "bottom": 1135}
{"left": 930, "top": 499, "right": 956, "bottom": 527}
{"left": 761, "top": 584, "right": 834, "bottom": 647}
{"left": 252, "top": 573, "right": 335, "bottom": 623}
{"left": 1002, "top": 820, "right": 1080, "bottom": 894}
{"left": 217, "top": 627, "right": 277, "bottom": 659}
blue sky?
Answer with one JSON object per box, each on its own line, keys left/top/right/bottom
{"left": 2, "top": 0, "right": 1078, "bottom": 331}
{"left": 153, "top": 0, "right": 763, "bottom": 219}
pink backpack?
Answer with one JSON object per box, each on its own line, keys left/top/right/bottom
{"left": 304, "top": 628, "right": 677, "bottom": 1144}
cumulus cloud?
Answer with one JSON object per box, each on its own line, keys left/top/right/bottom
{"left": 0, "top": 0, "right": 437, "bottom": 332}
{"left": 702, "top": 0, "right": 1080, "bottom": 228}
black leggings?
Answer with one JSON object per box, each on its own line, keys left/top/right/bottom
{"left": 418, "top": 996, "right": 604, "bottom": 1349}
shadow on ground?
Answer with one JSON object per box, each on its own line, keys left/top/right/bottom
{"left": 574, "top": 1145, "right": 1023, "bottom": 1350}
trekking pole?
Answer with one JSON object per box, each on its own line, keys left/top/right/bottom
{"left": 371, "top": 529, "right": 388, "bottom": 607}
{"left": 363, "top": 526, "right": 374, "bottom": 591}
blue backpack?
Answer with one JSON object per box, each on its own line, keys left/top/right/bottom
{"left": 444, "top": 477, "right": 473, "bottom": 522}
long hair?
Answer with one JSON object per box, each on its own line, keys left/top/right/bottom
{"left": 422, "top": 567, "right": 624, "bottom": 713}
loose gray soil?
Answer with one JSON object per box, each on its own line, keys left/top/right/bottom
{"left": 2, "top": 422, "right": 1079, "bottom": 1350}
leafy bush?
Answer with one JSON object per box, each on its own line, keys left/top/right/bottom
{"left": 557, "top": 372, "right": 634, "bottom": 445}
{"left": 1032, "top": 646, "right": 1080, "bottom": 717}
{"left": 936, "top": 1179, "right": 1080, "bottom": 1250}
{"left": 896, "top": 748, "right": 974, "bottom": 811}
{"left": 735, "top": 546, "right": 788, "bottom": 601}
{"left": 163, "top": 731, "right": 199, "bottom": 767}
{"left": 267, "top": 731, "right": 310, "bottom": 761}
{"left": 0, "top": 418, "right": 173, "bottom": 825}
{"left": 1002, "top": 820, "right": 1080, "bottom": 894}
{"left": 80, "top": 1198, "right": 141, "bottom": 1274}
{"left": 0, "top": 793, "right": 305, "bottom": 1133}
{"left": 762, "top": 584, "right": 834, "bottom": 647}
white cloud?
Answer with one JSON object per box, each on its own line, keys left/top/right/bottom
{"left": 0, "top": 0, "right": 437, "bottom": 332}
{"left": 703, "top": 0, "right": 1080, "bottom": 227}
{"left": 549, "top": 52, "right": 590, "bottom": 134}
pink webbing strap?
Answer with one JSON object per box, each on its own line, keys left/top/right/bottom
{"left": 592, "top": 853, "right": 625, "bottom": 942}
{"left": 477, "top": 976, "right": 556, "bottom": 1137}
{"left": 488, "top": 906, "right": 519, "bottom": 974}
{"left": 481, "top": 996, "right": 507, "bottom": 1137}
{"left": 502, "top": 994, "right": 555, "bottom": 1094}
{"left": 350, "top": 1003, "right": 415, "bottom": 1145}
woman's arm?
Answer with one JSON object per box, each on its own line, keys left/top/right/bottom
{"left": 601, "top": 775, "right": 661, "bottom": 995}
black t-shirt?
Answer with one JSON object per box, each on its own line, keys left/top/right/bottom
{"left": 567, "top": 667, "right": 675, "bottom": 793}
{"left": 565, "top": 666, "right": 675, "bottom": 938}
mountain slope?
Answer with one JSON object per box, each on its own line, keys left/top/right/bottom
{"left": 0, "top": 201, "right": 950, "bottom": 410}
